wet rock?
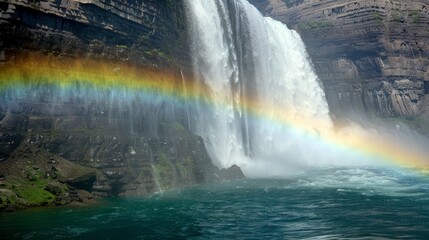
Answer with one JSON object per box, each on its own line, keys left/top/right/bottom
{"left": 44, "top": 182, "right": 63, "bottom": 195}
{"left": 92, "top": 182, "right": 112, "bottom": 192}
{"left": 0, "top": 189, "right": 28, "bottom": 211}
{"left": 78, "top": 190, "right": 93, "bottom": 201}
{"left": 64, "top": 172, "right": 96, "bottom": 192}
{"left": 104, "top": 171, "right": 125, "bottom": 179}
{"left": 0, "top": 0, "right": 220, "bottom": 210}
{"left": 219, "top": 165, "right": 246, "bottom": 180}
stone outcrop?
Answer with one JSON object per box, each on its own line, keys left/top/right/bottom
{"left": 0, "top": 0, "right": 190, "bottom": 69}
{"left": 250, "top": 0, "right": 429, "bottom": 121}
{"left": 0, "top": 145, "right": 97, "bottom": 211}
{"left": 218, "top": 164, "right": 246, "bottom": 181}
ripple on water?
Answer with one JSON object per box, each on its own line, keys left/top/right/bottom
{"left": 1, "top": 167, "right": 429, "bottom": 239}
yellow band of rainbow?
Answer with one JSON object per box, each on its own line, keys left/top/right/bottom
{"left": 1, "top": 53, "right": 428, "bottom": 173}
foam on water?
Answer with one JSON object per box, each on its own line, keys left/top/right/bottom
{"left": 185, "top": 0, "right": 429, "bottom": 177}
{"left": 186, "top": 0, "right": 332, "bottom": 174}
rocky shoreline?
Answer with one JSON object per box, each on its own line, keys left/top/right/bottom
{"left": 0, "top": 142, "right": 245, "bottom": 212}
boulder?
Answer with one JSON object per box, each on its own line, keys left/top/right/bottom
{"left": 219, "top": 165, "right": 246, "bottom": 180}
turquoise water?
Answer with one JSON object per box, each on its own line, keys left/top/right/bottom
{"left": 2, "top": 167, "right": 429, "bottom": 239}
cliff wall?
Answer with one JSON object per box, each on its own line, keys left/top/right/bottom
{"left": 250, "top": 0, "right": 429, "bottom": 122}
{"left": 0, "top": 0, "right": 190, "bottom": 69}
{"left": 0, "top": 0, "right": 220, "bottom": 211}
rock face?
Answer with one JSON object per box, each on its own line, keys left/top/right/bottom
{"left": 0, "top": 78, "right": 219, "bottom": 206}
{"left": 0, "top": 0, "right": 190, "bottom": 69}
{"left": 218, "top": 165, "right": 246, "bottom": 181}
{"left": 0, "top": 0, "right": 218, "bottom": 211}
{"left": 249, "top": 0, "right": 429, "bottom": 120}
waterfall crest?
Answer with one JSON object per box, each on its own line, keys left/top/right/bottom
{"left": 186, "top": 0, "right": 332, "bottom": 177}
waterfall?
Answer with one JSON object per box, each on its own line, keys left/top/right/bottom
{"left": 186, "top": 0, "right": 333, "bottom": 177}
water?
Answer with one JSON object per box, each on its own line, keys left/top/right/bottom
{"left": 3, "top": 1, "right": 429, "bottom": 238}
{"left": 0, "top": 84, "right": 189, "bottom": 137}
{"left": 2, "top": 166, "right": 429, "bottom": 239}
{"left": 186, "top": 0, "right": 332, "bottom": 172}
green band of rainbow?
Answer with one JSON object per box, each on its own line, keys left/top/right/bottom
{"left": 1, "top": 54, "right": 428, "bottom": 172}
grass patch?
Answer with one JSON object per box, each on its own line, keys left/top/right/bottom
{"left": 7, "top": 166, "right": 57, "bottom": 205}
{"left": 14, "top": 185, "right": 55, "bottom": 205}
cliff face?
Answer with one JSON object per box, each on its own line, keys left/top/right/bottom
{"left": 0, "top": 0, "right": 221, "bottom": 211}
{"left": 0, "top": 0, "right": 190, "bottom": 69}
{"left": 250, "top": 0, "right": 429, "bottom": 120}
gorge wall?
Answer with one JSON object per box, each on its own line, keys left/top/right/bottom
{"left": 250, "top": 0, "right": 429, "bottom": 124}
{"left": 0, "top": 0, "right": 190, "bottom": 69}
{"left": 0, "top": 0, "right": 222, "bottom": 211}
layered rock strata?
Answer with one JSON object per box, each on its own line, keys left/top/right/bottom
{"left": 0, "top": 0, "right": 190, "bottom": 69}
{"left": 250, "top": 0, "right": 429, "bottom": 120}
{"left": 0, "top": 0, "right": 219, "bottom": 211}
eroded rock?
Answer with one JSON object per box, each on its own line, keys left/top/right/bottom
{"left": 219, "top": 165, "right": 246, "bottom": 181}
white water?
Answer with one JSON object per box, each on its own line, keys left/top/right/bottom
{"left": 186, "top": 0, "right": 334, "bottom": 177}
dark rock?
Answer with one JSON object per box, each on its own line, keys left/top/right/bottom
{"left": 64, "top": 172, "right": 97, "bottom": 193}
{"left": 0, "top": 189, "right": 28, "bottom": 211}
{"left": 92, "top": 182, "right": 112, "bottom": 192}
{"left": 103, "top": 171, "right": 125, "bottom": 179}
{"left": 78, "top": 190, "right": 93, "bottom": 201}
{"left": 0, "top": 0, "right": 227, "bottom": 211}
{"left": 219, "top": 165, "right": 246, "bottom": 180}
{"left": 0, "top": 0, "right": 191, "bottom": 70}
{"left": 44, "top": 182, "right": 63, "bottom": 195}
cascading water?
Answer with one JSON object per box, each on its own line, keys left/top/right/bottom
{"left": 185, "top": 0, "right": 334, "bottom": 177}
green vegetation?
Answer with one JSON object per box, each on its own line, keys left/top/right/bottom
{"left": 409, "top": 10, "right": 419, "bottom": 23}
{"left": 145, "top": 48, "right": 167, "bottom": 58}
{"left": 153, "top": 152, "right": 174, "bottom": 189}
{"left": 298, "top": 20, "right": 333, "bottom": 30}
{"left": 172, "top": 122, "right": 185, "bottom": 132}
{"left": 13, "top": 185, "right": 55, "bottom": 205}
{"left": 174, "top": 157, "right": 193, "bottom": 181}
{"left": 391, "top": 10, "right": 403, "bottom": 23}
{"left": 0, "top": 156, "right": 82, "bottom": 210}
{"left": 372, "top": 12, "right": 383, "bottom": 22}
{"left": 158, "top": 122, "right": 187, "bottom": 136}
{"left": 115, "top": 45, "right": 128, "bottom": 49}
{"left": 0, "top": 189, "right": 20, "bottom": 210}
{"left": 392, "top": 16, "right": 401, "bottom": 22}
{"left": 9, "top": 167, "right": 57, "bottom": 205}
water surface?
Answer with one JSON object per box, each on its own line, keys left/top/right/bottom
{"left": 2, "top": 167, "right": 429, "bottom": 239}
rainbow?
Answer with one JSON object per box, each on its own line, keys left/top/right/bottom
{"left": 1, "top": 53, "right": 428, "bottom": 172}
